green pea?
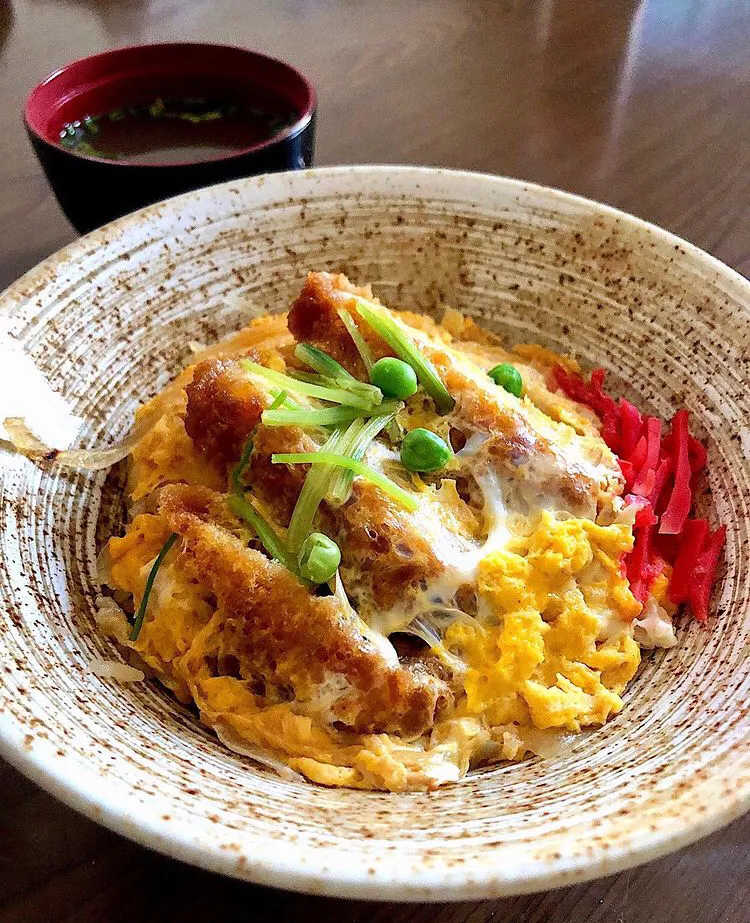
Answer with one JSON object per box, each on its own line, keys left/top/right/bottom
{"left": 369, "top": 356, "right": 418, "bottom": 400}
{"left": 488, "top": 363, "right": 523, "bottom": 397}
{"left": 400, "top": 428, "right": 452, "bottom": 473}
{"left": 297, "top": 532, "right": 341, "bottom": 583}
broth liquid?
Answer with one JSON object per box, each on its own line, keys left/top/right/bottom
{"left": 60, "top": 97, "right": 298, "bottom": 164}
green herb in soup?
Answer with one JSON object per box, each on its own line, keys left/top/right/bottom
{"left": 59, "top": 97, "right": 299, "bottom": 164}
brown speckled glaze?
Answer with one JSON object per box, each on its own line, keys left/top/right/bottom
{"left": 0, "top": 167, "right": 747, "bottom": 901}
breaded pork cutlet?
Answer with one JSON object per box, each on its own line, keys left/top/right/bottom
{"left": 288, "top": 272, "right": 621, "bottom": 515}
{"left": 160, "top": 484, "right": 453, "bottom": 738}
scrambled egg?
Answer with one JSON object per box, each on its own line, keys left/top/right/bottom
{"left": 446, "top": 512, "right": 640, "bottom": 732}
{"left": 101, "top": 277, "right": 660, "bottom": 792}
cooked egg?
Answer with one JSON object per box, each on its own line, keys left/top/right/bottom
{"left": 101, "top": 274, "right": 670, "bottom": 792}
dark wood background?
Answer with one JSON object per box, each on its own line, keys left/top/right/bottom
{"left": 0, "top": 1, "right": 747, "bottom": 920}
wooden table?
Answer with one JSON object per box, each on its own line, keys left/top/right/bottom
{"left": 0, "top": 1, "right": 748, "bottom": 920}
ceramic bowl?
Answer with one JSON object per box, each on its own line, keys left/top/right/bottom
{"left": 24, "top": 43, "right": 316, "bottom": 234}
{"left": 0, "top": 167, "right": 747, "bottom": 901}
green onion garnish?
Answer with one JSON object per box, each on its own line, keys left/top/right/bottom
{"left": 272, "top": 452, "right": 419, "bottom": 512}
{"left": 286, "top": 369, "right": 383, "bottom": 404}
{"left": 295, "top": 342, "right": 356, "bottom": 381}
{"left": 268, "top": 388, "right": 292, "bottom": 409}
{"left": 241, "top": 360, "right": 378, "bottom": 410}
{"left": 282, "top": 412, "right": 395, "bottom": 548}
{"left": 231, "top": 391, "right": 290, "bottom": 491}
{"left": 227, "top": 493, "right": 299, "bottom": 575}
{"left": 327, "top": 412, "right": 395, "bottom": 504}
{"left": 231, "top": 434, "right": 255, "bottom": 494}
{"left": 129, "top": 533, "right": 178, "bottom": 642}
{"left": 384, "top": 417, "right": 404, "bottom": 445}
{"left": 262, "top": 400, "right": 402, "bottom": 429}
{"left": 228, "top": 413, "right": 301, "bottom": 577}
{"left": 285, "top": 426, "right": 349, "bottom": 550}
{"left": 338, "top": 307, "right": 375, "bottom": 372}
{"left": 352, "top": 297, "right": 455, "bottom": 414}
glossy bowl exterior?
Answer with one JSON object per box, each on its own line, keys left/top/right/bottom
{"left": 24, "top": 43, "right": 316, "bottom": 233}
{"left": 0, "top": 167, "right": 747, "bottom": 900}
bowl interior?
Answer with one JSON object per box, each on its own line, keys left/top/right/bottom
{"left": 0, "top": 167, "right": 747, "bottom": 901}
{"left": 24, "top": 43, "right": 315, "bottom": 158}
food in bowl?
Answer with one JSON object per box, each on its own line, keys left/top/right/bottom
{"left": 7, "top": 272, "right": 726, "bottom": 791}
{"left": 59, "top": 95, "right": 299, "bottom": 165}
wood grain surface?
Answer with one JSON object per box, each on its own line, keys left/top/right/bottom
{"left": 0, "top": 1, "right": 748, "bottom": 920}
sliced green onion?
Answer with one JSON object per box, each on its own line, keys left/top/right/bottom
{"left": 241, "top": 360, "right": 376, "bottom": 410}
{"left": 285, "top": 426, "right": 349, "bottom": 550}
{"left": 338, "top": 307, "right": 375, "bottom": 372}
{"left": 385, "top": 416, "right": 404, "bottom": 444}
{"left": 272, "top": 452, "right": 419, "bottom": 512}
{"left": 263, "top": 405, "right": 359, "bottom": 428}
{"left": 231, "top": 434, "right": 255, "bottom": 493}
{"left": 262, "top": 400, "right": 402, "bottom": 429}
{"left": 287, "top": 369, "right": 383, "bottom": 404}
{"left": 228, "top": 493, "right": 299, "bottom": 575}
{"left": 353, "top": 297, "right": 455, "bottom": 414}
{"left": 268, "top": 387, "right": 298, "bottom": 409}
{"left": 287, "top": 369, "right": 321, "bottom": 383}
{"left": 327, "top": 412, "right": 396, "bottom": 505}
{"left": 130, "top": 533, "right": 178, "bottom": 642}
{"left": 268, "top": 389, "right": 290, "bottom": 409}
{"left": 228, "top": 411, "right": 301, "bottom": 576}
{"left": 231, "top": 391, "right": 289, "bottom": 491}
{"left": 287, "top": 369, "right": 330, "bottom": 385}
{"left": 295, "top": 342, "right": 356, "bottom": 381}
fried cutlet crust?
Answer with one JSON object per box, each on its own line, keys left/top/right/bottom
{"left": 247, "top": 426, "right": 446, "bottom": 613}
{"left": 318, "top": 481, "right": 443, "bottom": 612}
{"left": 184, "top": 357, "right": 264, "bottom": 470}
{"left": 288, "top": 272, "right": 389, "bottom": 377}
{"left": 181, "top": 354, "right": 447, "bottom": 611}
{"left": 247, "top": 423, "right": 316, "bottom": 525}
{"left": 287, "top": 272, "right": 619, "bottom": 512}
{"left": 160, "top": 484, "right": 452, "bottom": 737}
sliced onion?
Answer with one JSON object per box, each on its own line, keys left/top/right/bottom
{"left": 427, "top": 607, "right": 481, "bottom": 632}
{"left": 88, "top": 658, "right": 144, "bottom": 682}
{"left": 404, "top": 615, "right": 441, "bottom": 647}
{"left": 406, "top": 609, "right": 480, "bottom": 646}
{"left": 4, "top": 415, "right": 150, "bottom": 471}
{"left": 93, "top": 597, "right": 131, "bottom": 643}
{"left": 127, "top": 497, "right": 150, "bottom": 519}
{"left": 403, "top": 616, "right": 467, "bottom": 674}
{"left": 332, "top": 570, "right": 355, "bottom": 615}
{"left": 633, "top": 596, "right": 678, "bottom": 649}
{"left": 214, "top": 722, "right": 303, "bottom": 782}
{"left": 421, "top": 757, "right": 461, "bottom": 785}
{"left": 516, "top": 726, "right": 575, "bottom": 760}
{"left": 333, "top": 572, "right": 398, "bottom": 668}
{"left": 96, "top": 545, "right": 112, "bottom": 586}
{"left": 224, "top": 291, "right": 267, "bottom": 320}
{"left": 456, "top": 431, "right": 489, "bottom": 458}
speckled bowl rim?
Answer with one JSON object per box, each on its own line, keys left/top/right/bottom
{"left": 0, "top": 166, "right": 747, "bottom": 901}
